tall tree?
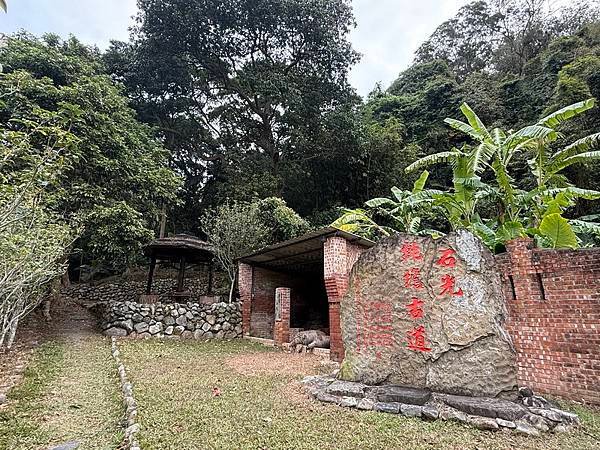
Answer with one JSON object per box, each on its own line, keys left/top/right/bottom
{"left": 109, "top": 0, "right": 359, "bottom": 226}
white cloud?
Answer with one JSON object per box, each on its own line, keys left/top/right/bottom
{"left": 349, "top": 0, "right": 470, "bottom": 95}
{"left": 1, "top": 0, "right": 469, "bottom": 95}
{"left": 1, "top": 0, "right": 137, "bottom": 49}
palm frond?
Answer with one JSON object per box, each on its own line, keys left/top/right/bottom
{"left": 0, "top": 0, "right": 6, "bottom": 12}
{"left": 538, "top": 99, "right": 595, "bottom": 128}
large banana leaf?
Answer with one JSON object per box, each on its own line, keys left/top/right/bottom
{"left": 444, "top": 118, "right": 484, "bottom": 142}
{"left": 405, "top": 150, "right": 459, "bottom": 173}
{"left": 538, "top": 213, "right": 578, "bottom": 249}
{"left": 496, "top": 221, "right": 526, "bottom": 242}
{"left": 390, "top": 186, "right": 405, "bottom": 202}
{"left": 459, "top": 102, "right": 492, "bottom": 141}
{"left": 470, "top": 221, "right": 497, "bottom": 250}
{"left": 542, "top": 187, "right": 600, "bottom": 201}
{"left": 365, "top": 197, "right": 397, "bottom": 208}
{"left": 538, "top": 99, "right": 595, "bottom": 128}
{"left": 512, "top": 125, "right": 559, "bottom": 142}
{"left": 556, "top": 150, "right": 600, "bottom": 171}
{"left": 412, "top": 170, "right": 429, "bottom": 193}
{"left": 407, "top": 217, "right": 421, "bottom": 234}
{"left": 550, "top": 133, "right": 600, "bottom": 168}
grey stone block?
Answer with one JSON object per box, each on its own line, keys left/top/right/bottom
{"left": 326, "top": 380, "right": 366, "bottom": 398}
{"left": 373, "top": 402, "right": 401, "bottom": 414}
{"left": 422, "top": 405, "right": 439, "bottom": 420}
{"left": 400, "top": 404, "right": 423, "bottom": 418}
{"left": 496, "top": 418, "right": 516, "bottom": 428}
{"left": 339, "top": 396, "right": 359, "bottom": 408}
{"left": 374, "top": 385, "right": 431, "bottom": 405}
{"left": 357, "top": 398, "right": 375, "bottom": 410}
{"left": 442, "top": 394, "right": 527, "bottom": 421}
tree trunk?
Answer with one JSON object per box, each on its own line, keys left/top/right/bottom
{"left": 159, "top": 203, "right": 167, "bottom": 238}
{"left": 228, "top": 271, "right": 236, "bottom": 303}
{"left": 6, "top": 317, "right": 18, "bottom": 349}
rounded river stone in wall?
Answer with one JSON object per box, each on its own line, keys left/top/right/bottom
{"left": 339, "top": 230, "right": 518, "bottom": 398}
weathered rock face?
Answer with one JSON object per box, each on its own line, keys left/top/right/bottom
{"left": 339, "top": 231, "right": 517, "bottom": 398}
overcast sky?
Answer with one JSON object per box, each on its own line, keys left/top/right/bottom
{"left": 0, "top": 0, "right": 470, "bottom": 96}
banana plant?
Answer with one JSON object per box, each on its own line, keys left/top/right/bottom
{"left": 406, "top": 109, "right": 497, "bottom": 232}
{"left": 436, "top": 100, "right": 600, "bottom": 249}
{"left": 331, "top": 171, "right": 440, "bottom": 239}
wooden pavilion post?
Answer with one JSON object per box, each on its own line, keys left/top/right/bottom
{"left": 177, "top": 255, "right": 186, "bottom": 292}
{"left": 207, "top": 260, "right": 214, "bottom": 295}
{"left": 146, "top": 256, "right": 156, "bottom": 295}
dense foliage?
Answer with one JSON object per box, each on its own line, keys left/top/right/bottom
{"left": 0, "top": 34, "right": 181, "bottom": 273}
{"left": 202, "top": 197, "right": 308, "bottom": 301}
{"left": 0, "top": 103, "right": 74, "bottom": 348}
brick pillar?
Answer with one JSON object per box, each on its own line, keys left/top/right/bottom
{"left": 505, "top": 237, "right": 543, "bottom": 302}
{"left": 324, "top": 236, "right": 350, "bottom": 362}
{"left": 273, "top": 287, "right": 291, "bottom": 346}
{"left": 238, "top": 263, "right": 253, "bottom": 336}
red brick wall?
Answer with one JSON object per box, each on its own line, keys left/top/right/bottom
{"left": 238, "top": 265, "right": 312, "bottom": 339}
{"left": 498, "top": 238, "right": 600, "bottom": 404}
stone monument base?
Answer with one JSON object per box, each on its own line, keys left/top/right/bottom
{"left": 302, "top": 376, "right": 579, "bottom": 435}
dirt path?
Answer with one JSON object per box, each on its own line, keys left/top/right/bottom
{"left": 0, "top": 297, "right": 100, "bottom": 403}
{"left": 0, "top": 299, "right": 124, "bottom": 449}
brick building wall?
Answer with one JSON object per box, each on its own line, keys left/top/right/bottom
{"left": 238, "top": 264, "right": 312, "bottom": 339}
{"left": 498, "top": 238, "right": 600, "bottom": 404}
{"left": 324, "top": 237, "right": 369, "bottom": 361}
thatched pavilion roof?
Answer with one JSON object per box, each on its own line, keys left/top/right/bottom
{"left": 143, "top": 234, "right": 214, "bottom": 263}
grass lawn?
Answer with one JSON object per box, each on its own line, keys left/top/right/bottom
{"left": 0, "top": 336, "right": 123, "bottom": 450}
{"left": 119, "top": 339, "right": 600, "bottom": 450}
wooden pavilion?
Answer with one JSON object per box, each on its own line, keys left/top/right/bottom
{"left": 143, "top": 234, "right": 215, "bottom": 300}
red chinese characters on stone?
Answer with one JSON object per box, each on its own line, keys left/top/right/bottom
{"left": 357, "top": 301, "right": 394, "bottom": 357}
{"left": 400, "top": 241, "right": 423, "bottom": 261}
{"left": 405, "top": 297, "right": 424, "bottom": 319}
{"left": 437, "top": 248, "right": 457, "bottom": 268}
{"left": 403, "top": 268, "right": 424, "bottom": 289}
{"left": 406, "top": 325, "right": 431, "bottom": 352}
{"left": 439, "top": 274, "right": 463, "bottom": 297}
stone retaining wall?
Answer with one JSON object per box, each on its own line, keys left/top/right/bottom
{"left": 63, "top": 278, "right": 224, "bottom": 305}
{"left": 101, "top": 301, "right": 242, "bottom": 339}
